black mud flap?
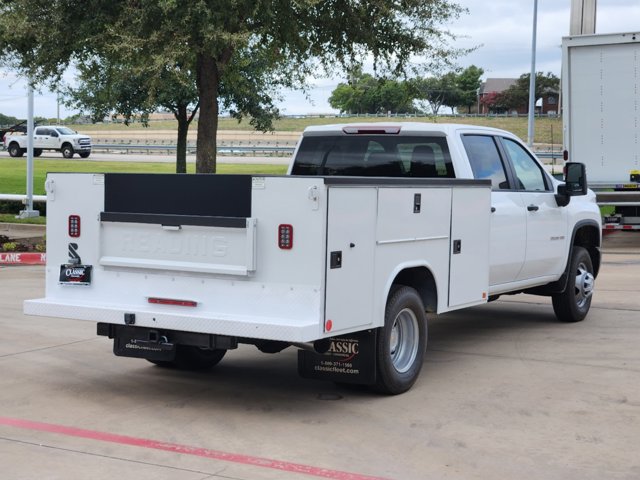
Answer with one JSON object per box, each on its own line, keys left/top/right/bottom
{"left": 112, "top": 327, "right": 176, "bottom": 362}
{"left": 298, "top": 330, "right": 377, "bottom": 385}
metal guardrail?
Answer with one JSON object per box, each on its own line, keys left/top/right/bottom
{"left": 92, "top": 143, "right": 562, "bottom": 158}
{"left": 92, "top": 143, "right": 296, "bottom": 155}
{"left": 0, "top": 194, "right": 47, "bottom": 203}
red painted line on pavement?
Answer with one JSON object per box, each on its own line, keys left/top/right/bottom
{"left": 0, "top": 252, "right": 46, "bottom": 265}
{"left": 0, "top": 416, "right": 389, "bottom": 480}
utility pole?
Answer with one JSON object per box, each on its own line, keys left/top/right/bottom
{"left": 527, "top": 0, "right": 538, "bottom": 147}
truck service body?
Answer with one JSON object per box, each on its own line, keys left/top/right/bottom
{"left": 25, "top": 123, "right": 601, "bottom": 394}
{"left": 562, "top": 31, "right": 640, "bottom": 229}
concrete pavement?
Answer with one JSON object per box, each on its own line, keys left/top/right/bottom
{"left": 0, "top": 232, "right": 639, "bottom": 479}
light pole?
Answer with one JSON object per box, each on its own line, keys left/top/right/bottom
{"left": 18, "top": 82, "right": 40, "bottom": 219}
{"left": 527, "top": 0, "right": 538, "bottom": 147}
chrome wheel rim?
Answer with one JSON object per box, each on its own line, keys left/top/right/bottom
{"left": 575, "top": 262, "right": 595, "bottom": 309}
{"left": 389, "top": 308, "right": 420, "bottom": 373}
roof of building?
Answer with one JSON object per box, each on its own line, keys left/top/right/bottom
{"left": 479, "top": 78, "right": 518, "bottom": 95}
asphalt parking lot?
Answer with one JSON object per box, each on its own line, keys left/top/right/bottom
{"left": 1, "top": 232, "right": 639, "bottom": 480}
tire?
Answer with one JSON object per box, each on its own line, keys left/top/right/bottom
{"left": 61, "top": 144, "right": 74, "bottom": 158}
{"left": 79, "top": 152, "right": 90, "bottom": 158}
{"left": 552, "top": 246, "right": 595, "bottom": 323}
{"left": 33, "top": 149, "right": 43, "bottom": 157}
{"left": 148, "top": 345, "right": 226, "bottom": 370}
{"left": 8, "top": 143, "right": 23, "bottom": 157}
{"left": 374, "top": 285, "right": 427, "bottom": 395}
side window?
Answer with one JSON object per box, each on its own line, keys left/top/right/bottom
{"left": 501, "top": 138, "right": 548, "bottom": 192}
{"left": 35, "top": 127, "right": 49, "bottom": 136}
{"left": 461, "top": 135, "right": 509, "bottom": 190}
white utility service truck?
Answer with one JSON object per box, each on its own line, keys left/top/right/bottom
{"left": 562, "top": 31, "right": 640, "bottom": 230}
{"left": 25, "top": 123, "right": 601, "bottom": 394}
{"left": 4, "top": 125, "right": 92, "bottom": 158}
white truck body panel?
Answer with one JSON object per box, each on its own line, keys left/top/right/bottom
{"left": 25, "top": 173, "right": 491, "bottom": 343}
{"left": 562, "top": 32, "right": 640, "bottom": 184}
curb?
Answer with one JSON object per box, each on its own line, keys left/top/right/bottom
{"left": 0, "top": 252, "right": 46, "bottom": 265}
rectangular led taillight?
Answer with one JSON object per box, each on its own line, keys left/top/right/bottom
{"left": 68, "top": 215, "right": 81, "bottom": 237}
{"left": 148, "top": 297, "right": 198, "bottom": 307}
{"left": 278, "top": 224, "right": 293, "bottom": 250}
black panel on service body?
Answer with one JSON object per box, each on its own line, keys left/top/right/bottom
{"left": 104, "top": 174, "right": 252, "bottom": 218}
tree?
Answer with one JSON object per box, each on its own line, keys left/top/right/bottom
{"left": 0, "top": 113, "right": 19, "bottom": 126}
{"left": 66, "top": 58, "right": 199, "bottom": 173}
{"left": 456, "top": 65, "right": 484, "bottom": 113}
{"left": 501, "top": 72, "right": 560, "bottom": 111}
{"left": 0, "top": 0, "right": 465, "bottom": 173}
{"left": 410, "top": 72, "right": 461, "bottom": 115}
{"left": 479, "top": 91, "right": 509, "bottom": 114}
{"left": 329, "top": 70, "right": 413, "bottom": 114}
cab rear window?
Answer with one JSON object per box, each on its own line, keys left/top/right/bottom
{"left": 291, "top": 135, "right": 454, "bottom": 178}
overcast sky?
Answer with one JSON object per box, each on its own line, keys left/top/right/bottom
{"left": 1, "top": 0, "right": 638, "bottom": 120}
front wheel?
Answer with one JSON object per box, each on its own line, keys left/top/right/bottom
{"left": 61, "top": 144, "right": 74, "bottom": 158}
{"left": 552, "top": 246, "right": 595, "bottom": 322}
{"left": 79, "top": 152, "right": 90, "bottom": 158}
{"left": 148, "top": 345, "right": 226, "bottom": 370}
{"left": 374, "top": 285, "right": 427, "bottom": 395}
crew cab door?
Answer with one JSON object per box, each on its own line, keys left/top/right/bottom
{"left": 34, "top": 127, "right": 53, "bottom": 148}
{"left": 461, "top": 134, "right": 527, "bottom": 287}
{"left": 497, "top": 137, "right": 568, "bottom": 280}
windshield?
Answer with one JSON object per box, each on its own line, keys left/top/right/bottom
{"left": 291, "top": 135, "right": 454, "bottom": 178}
{"left": 55, "top": 127, "right": 76, "bottom": 135}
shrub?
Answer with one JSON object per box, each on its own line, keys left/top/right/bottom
{"left": 1, "top": 242, "right": 17, "bottom": 251}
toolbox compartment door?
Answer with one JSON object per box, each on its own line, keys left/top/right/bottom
{"left": 324, "top": 187, "right": 377, "bottom": 334}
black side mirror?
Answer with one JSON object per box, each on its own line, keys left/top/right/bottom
{"left": 555, "top": 162, "right": 587, "bottom": 207}
{"left": 564, "top": 162, "right": 588, "bottom": 195}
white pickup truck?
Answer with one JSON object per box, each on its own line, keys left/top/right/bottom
{"left": 4, "top": 125, "right": 92, "bottom": 158}
{"left": 24, "top": 123, "right": 601, "bottom": 394}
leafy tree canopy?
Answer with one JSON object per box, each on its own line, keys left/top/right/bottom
{"left": 499, "top": 72, "right": 560, "bottom": 110}
{"left": 329, "top": 69, "right": 413, "bottom": 114}
{"left": 0, "top": 0, "right": 466, "bottom": 172}
{"left": 456, "top": 65, "right": 484, "bottom": 113}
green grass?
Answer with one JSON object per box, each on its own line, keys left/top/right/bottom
{"left": 0, "top": 214, "right": 46, "bottom": 224}
{"left": 0, "top": 158, "right": 287, "bottom": 195}
{"left": 69, "top": 115, "right": 564, "bottom": 145}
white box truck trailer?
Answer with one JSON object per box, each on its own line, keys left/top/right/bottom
{"left": 562, "top": 31, "right": 640, "bottom": 229}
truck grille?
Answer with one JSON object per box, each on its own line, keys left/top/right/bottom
{"left": 79, "top": 138, "right": 91, "bottom": 147}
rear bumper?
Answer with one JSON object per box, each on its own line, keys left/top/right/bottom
{"left": 24, "top": 298, "right": 321, "bottom": 342}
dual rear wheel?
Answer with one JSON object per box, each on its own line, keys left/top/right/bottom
{"left": 375, "top": 286, "right": 427, "bottom": 395}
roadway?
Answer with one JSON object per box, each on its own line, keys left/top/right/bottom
{"left": 0, "top": 150, "right": 292, "bottom": 165}
{"left": 0, "top": 232, "right": 639, "bottom": 479}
